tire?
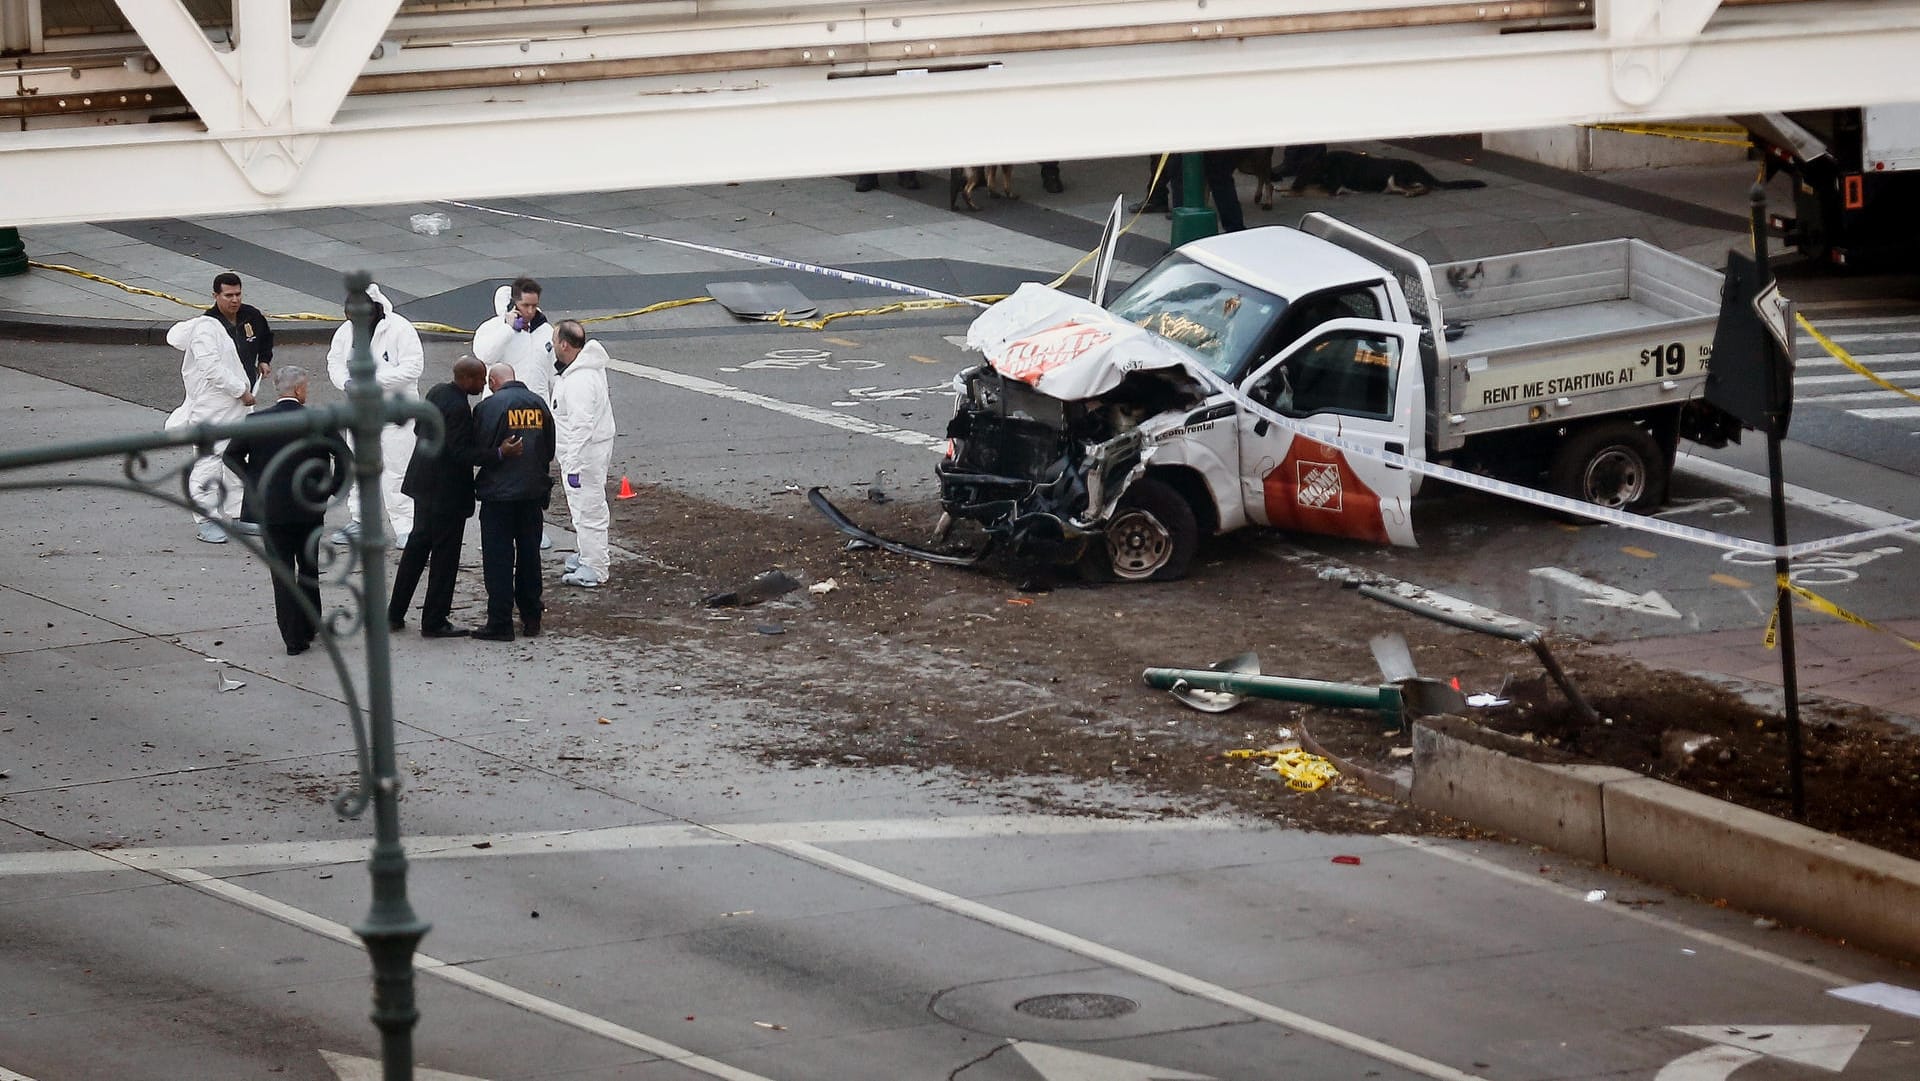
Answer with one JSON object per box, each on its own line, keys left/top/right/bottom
{"left": 1548, "top": 421, "right": 1668, "bottom": 512}
{"left": 1081, "top": 477, "right": 1199, "bottom": 583}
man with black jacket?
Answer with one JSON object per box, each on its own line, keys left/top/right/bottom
{"left": 221, "top": 366, "right": 343, "bottom": 656}
{"left": 387, "top": 357, "right": 522, "bottom": 638}
{"left": 209, "top": 272, "right": 275, "bottom": 534}
{"left": 471, "top": 361, "right": 556, "bottom": 642}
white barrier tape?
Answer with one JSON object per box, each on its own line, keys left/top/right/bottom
{"left": 1260, "top": 410, "right": 1920, "bottom": 560}
{"left": 443, "top": 200, "right": 989, "bottom": 309}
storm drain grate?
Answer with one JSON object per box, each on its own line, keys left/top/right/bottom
{"left": 1013, "top": 992, "right": 1139, "bottom": 1021}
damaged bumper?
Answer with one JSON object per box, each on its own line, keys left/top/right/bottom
{"left": 807, "top": 487, "right": 991, "bottom": 567}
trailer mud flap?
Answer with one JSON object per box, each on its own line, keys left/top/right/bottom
{"left": 807, "top": 488, "right": 992, "bottom": 568}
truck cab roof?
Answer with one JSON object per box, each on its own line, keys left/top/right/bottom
{"left": 1177, "top": 225, "right": 1387, "bottom": 302}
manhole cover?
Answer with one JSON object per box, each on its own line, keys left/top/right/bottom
{"left": 1013, "top": 993, "right": 1139, "bottom": 1021}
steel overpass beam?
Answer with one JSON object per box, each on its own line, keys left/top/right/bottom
{"left": 4, "top": 1, "right": 1918, "bottom": 224}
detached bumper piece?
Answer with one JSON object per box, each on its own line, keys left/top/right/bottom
{"left": 807, "top": 488, "right": 991, "bottom": 568}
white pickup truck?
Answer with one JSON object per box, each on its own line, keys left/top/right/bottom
{"left": 822, "top": 214, "right": 1736, "bottom": 581}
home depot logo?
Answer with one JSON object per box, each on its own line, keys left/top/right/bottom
{"left": 1298, "top": 461, "right": 1343, "bottom": 511}
{"left": 995, "top": 321, "right": 1112, "bottom": 385}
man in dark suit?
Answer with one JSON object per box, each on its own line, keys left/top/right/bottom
{"left": 388, "top": 357, "right": 522, "bottom": 638}
{"left": 222, "top": 366, "right": 343, "bottom": 656}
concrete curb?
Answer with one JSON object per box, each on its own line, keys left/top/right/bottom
{"left": 0, "top": 309, "right": 468, "bottom": 346}
{"left": 1409, "top": 715, "right": 1920, "bottom": 964}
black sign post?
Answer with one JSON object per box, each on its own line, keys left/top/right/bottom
{"left": 1707, "top": 185, "right": 1804, "bottom": 820}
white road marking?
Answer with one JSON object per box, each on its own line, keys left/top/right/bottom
{"left": 764, "top": 839, "right": 1492, "bottom": 1081}
{"left": 1011, "top": 1041, "right": 1214, "bottom": 1080}
{"left": 1388, "top": 837, "right": 1851, "bottom": 985}
{"left": 1528, "top": 566, "right": 1681, "bottom": 618}
{"left": 603, "top": 357, "right": 942, "bottom": 450}
{"left": 322, "top": 1050, "right": 491, "bottom": 1081}
{"left": 151, "top": 866, "right": 778, "bottom": 1081}
{"left": 1798, "top": 388, "right": 1920, "bottom": 404}
{"left": 1846, "top": 405, "right": 1920, "bottom": 419}
{"left": 1673, "top": 455, "right": 1920, "bottom": 538}
{"left": 1794, "top": 368, "right": 1920, "bottom": 386}
{"left": 1829, "top": 981, "right": 1920, "bottom": 1018}
{"left": 0, "top": 1067, "right": 40, "bottom": 1080}
{"left": 0, "top": 814, "right": 1232, "bottom": 876}
{"left": 1661, "top": 1025, "right": 1867, "bottom": 1077}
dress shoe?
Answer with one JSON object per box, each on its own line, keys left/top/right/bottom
{"left": 388, "top": 616, "right": 406, "bottom": 632}
{"left": 472, "top": 625, "right": 515, "bottom": 642}
{"left": 1127, "top": 198, "right": 1169, "bottom": 215}
{"left": 521, "top": 618, "right": 541, "bottom": 638}
{"left": 286, "top": 640, "right": 311, "bottom": 656}
{"left": 853, "top": 174, "right": 878, "bottom": 193}
{"left": 1042, "top": 171, "right": 1065, "bottom": 194}
{"left": 421, "top": 623, "right": 471, "bottom": 639}
{"left": 896, "top": 171, "right": 921, "bottom": 190}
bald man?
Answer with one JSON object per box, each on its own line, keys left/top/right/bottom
{"left": 389, "top": 356, "right": 523, "bottom": 637}
{"left": 470, "top": 361, "right": 556, "bottom": 641}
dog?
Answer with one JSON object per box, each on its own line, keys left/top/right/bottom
{"left": 1286, "top": 149, "right": 1487, "bottom": 197}
{"left": 950, "top": 165, "right": 1017, "bottom": 212}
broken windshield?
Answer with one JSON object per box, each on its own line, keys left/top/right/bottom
{"left": 1107, "top": 254, "right": 1285, "bottom": 379}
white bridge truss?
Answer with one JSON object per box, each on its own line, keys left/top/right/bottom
{"left": 2, "top": 0, "right": 1918, "bottom": 224}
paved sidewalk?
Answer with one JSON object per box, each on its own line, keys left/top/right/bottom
{"left": 5, "top": 142, "right": 1911, "bottom": 719}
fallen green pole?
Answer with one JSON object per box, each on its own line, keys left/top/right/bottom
{"left": 1143, "top": 667, "right": 1405, "bottom": 726}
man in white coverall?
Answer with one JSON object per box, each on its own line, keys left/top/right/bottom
{"left": 326, "top": 282, "right": 423, "bottom": 547}
{"left": 166, "top": 313, "right": 256, "bottom": 543}
{"left": 474, "top": 276, "right": 558, "bottom": 549}
{"left": 550, "top": 319, "right": 617, "bottom": 587}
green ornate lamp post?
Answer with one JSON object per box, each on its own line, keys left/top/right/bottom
{"left": 0, "top": 226, "right": 28, "bottom": 276}
{"left": 341, "top": 270, "right": 432, "bottom": 1079}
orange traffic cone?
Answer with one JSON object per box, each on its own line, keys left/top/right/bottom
{"left": 616, "top": 475, "right": 638, "bottom": 500}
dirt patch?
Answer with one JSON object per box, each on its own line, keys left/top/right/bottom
{"left": 547, "top": 484, "right": 1920, "bottom": 859}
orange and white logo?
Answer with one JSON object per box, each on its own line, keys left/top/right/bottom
{"left": 995, "top": 321, "right": 1113, "bottom": 386}
{"left": 1297, "top": 461, "right": 1344, "bottom": 511}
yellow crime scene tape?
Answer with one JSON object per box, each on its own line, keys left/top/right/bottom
{"left": 1224, "top": 747, "right": 1340, "bottom": 792}
{"left": 1765, "top": 573, "right": 1920, "bottom": 653}
{"left": 1582, "top": 122, "right": 1752, "bottom": 147}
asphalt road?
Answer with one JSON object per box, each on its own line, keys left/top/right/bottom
{"left": 6, "top": 316, "right": 1920, "bottom": 1078}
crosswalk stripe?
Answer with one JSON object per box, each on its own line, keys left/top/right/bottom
{"left": 1846, "top": 405, "right": 1920, "bottom": 419}
{"left": 1795, "top": 368, "right": 1920, "bottom": 386}
{"left": 1801, "top": 388, "right": 1920, "bottom": 404}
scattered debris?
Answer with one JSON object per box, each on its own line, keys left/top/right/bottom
{"left": 752, "top": 1021, "right": 788, "bottom": 1031}
{"left": 1168, "top": 652, "right": 1260, "bottom": 713}
{"left": 866, "top": 469, "right": 891, "bottom": 504}
{"left": 1388, "top": 746, "right": 1414, "bottom": 758}
{"left": 408, "top": 212, "right": 451, "bottom": 236}
{"left": 755, "top": 623, "right": 786, "bottom": 635}
{"left": 807, "top": 578, "right": 838, "bottom": 596}
{"left": 1466, "top": 693, "right": 1510, "bottom": 708}
{"left": 1660, "top": 729, "right": 1720, "bottom": 770}
{"left": 1331, "top": 855, "right": 1362, "bottom": 866}
{"left": 1584, "top": 889, "right": 1608, "bottom": 903}
{"left": 209, "top": 659, "right": 246, "bottom": 693}
{"left": 597, "top": 717, "right": 613, "bottom": 725}
{"left": 844, "top": 538, "right": 876, "bottom": 552}
{"left": 1753, "top": 917, "right": 1779, "bottom": 930}
{"left": 471, "top": 841, "right": 493, "bottom": 850}
{"left": 703, "top": 569, "right": 801, "bottom": 608}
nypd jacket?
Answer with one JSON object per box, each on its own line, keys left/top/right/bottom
{"left": 473, "top": 380, "right": 556, "bottom": 504}
{"left": 206, "top": 302, "right": 274, "bottom": 383}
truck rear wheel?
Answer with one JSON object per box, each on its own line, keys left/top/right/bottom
{"left": 1082, "top": 477, "right": 1198, "bottom": 583}
{"left": 1549, "top": 421, "right": 1667, "bottom": 512}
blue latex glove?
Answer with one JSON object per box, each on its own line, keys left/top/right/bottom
{"left": 567, "top": 473, "right": 581, "bottom": 489}
{"left": 510, "top": 315, "right": 527, "bottom": 331}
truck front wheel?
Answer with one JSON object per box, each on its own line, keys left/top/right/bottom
{"left": 1549, "top": 421, "right": 1668, "bottom": 512}
{"left": 1083, "top": 477, "right": 1198, "bottom": 582}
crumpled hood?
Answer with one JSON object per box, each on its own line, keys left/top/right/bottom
{"left": 563, "top": 339, "right": 611, "bottom": 376}
{"left": 167, "top": 314, "right": 219, "bottom": 351}
{"left": 965, "top": 282, "right": 1211, "bottom": 401}
{"left": 365, "top": 282, "right": 396, "bottom": 318}
{"left": 493, "top": 284, "right": 513, "bottom": 318}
